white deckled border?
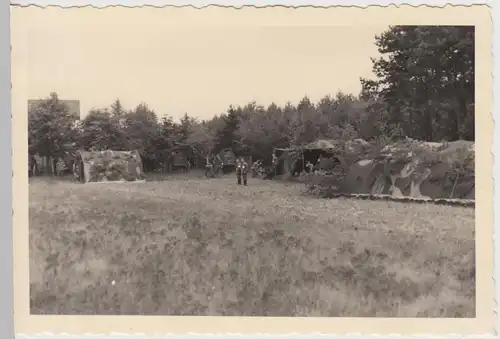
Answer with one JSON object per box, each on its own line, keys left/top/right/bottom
{"left": 7, "top": 0, "right": 496, "bottom": 8}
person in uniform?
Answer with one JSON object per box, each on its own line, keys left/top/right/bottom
{"left": 236, "top": 158, "right": 242, "bottom": 184}
{"left": 306, "top": 161, "right": 314, "bottom": 173}
{"left": 55, "top": 157, "right": 67, "bottom": 177}
{"left": 272, "top": 153, "right": 278, "bottom": 167}
{"left": 205, "top": 155, "right": 214, "bottom": 177}
{"left": 251, "top": 159, "right": 261, "bottom": 178}
{"left": 258, "top": 165, "right": 266, "bottom": 177}
{"left": 240, "top": 157, "right": 249, "bottom": 185}
{"left": 271, "top": 153, "right": 278, "bottom": 176}
{"left": 28, "top": 154, "right": 37, "bottom": 177}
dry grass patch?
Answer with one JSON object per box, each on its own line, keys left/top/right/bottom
{"left": 29, "top": 175, "right": 475, "bottom": 316}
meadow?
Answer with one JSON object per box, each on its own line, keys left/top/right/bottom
{"left": 29, "top": 173, "right": 475, "bottom": 317}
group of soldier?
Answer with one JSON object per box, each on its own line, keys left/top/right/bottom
{"left": 251, "top": 159, "right": 266, "bottom": 177}
{"left": 235, "top": 158, "right": 249, "bottom": 185}
{"left": 203, "top": 154, "right": 255, "bottom": 185}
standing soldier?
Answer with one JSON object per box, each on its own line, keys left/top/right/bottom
{"left": 205, "top": 155, "right": 214, "bottom": 177}
{"left": 272, "top": 153, "right": 278, "bottom": 167}
{"left": 28, "top": 154, "right": 37, "bottom": 177}
{"left": 306, "top": 160, "right": 314, "bottom": 173}
{"left": 251, "top": 159, "right": 261, "bottom": 178}
{"left": 236, "top": 158, "right": 242, "bottom": 185}
{"left": 241, "top": 157, "right": 249, "bottom": 186}
{"left": 272, "top": 153, "right": 278, "bottom": 176}
{"left": 55, "top": 157, "right": 67, "bottom": 177}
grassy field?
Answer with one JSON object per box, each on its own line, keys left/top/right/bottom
{"left": 29, "top": 172, "right": 475, "bottom": 317}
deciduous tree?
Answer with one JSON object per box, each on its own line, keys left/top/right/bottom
{"left": 28, "top": 92, "right": 78, "bottom": 160}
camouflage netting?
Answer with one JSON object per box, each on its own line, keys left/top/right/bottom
{"left": 279, "top": 138, "right": 475, "bottom": 200}
{"left": 78, "top": 150, "right": 146, "bottom": 183}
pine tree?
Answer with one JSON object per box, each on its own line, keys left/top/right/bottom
{"left": 214, "top": 106, "right": 241, "bottom": 153}
{"left": 110, "top": 98, "right": 126, "bottom": 117}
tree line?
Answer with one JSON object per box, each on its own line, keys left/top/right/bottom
{"left": 28, "top": 25, "right": 474, "bottom": 173}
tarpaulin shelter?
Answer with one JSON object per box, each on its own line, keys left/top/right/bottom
{"left": 303, "top": 138, "right": 476, "bottom": 200}
{"left": 273, "top": 138, "right": 475, "bottom": 200}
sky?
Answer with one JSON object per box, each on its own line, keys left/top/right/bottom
{"left": 11, "top": 6, "right": 388, "bottom": 121}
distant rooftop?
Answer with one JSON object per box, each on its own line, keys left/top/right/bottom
{"left": 28, "top": 99, "right": 81, "bottom": 119}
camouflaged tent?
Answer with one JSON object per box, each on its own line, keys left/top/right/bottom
{"left": 217, "top": 148, "right": 237, "bottom": 167}
{"left": 214, "top": 148, "right": 237, "bottom": 173}
{"left": 75, "top": 150, "right": 146, "bottom": 183}
{"left": 304, "top": 138, "right": 475, "bottom": 200}
{"left": 376, "top": 139, "right": 474, "bottom": 199}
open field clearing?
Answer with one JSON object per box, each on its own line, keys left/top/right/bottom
{"left": 29, "top": 174, "right": 475, "bottom": 317}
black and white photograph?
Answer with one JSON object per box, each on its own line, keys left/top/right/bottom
{"left": 11, "top": 5, "right": 490, "bottom": 323}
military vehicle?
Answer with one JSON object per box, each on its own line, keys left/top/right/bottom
{"left": 166, "top": 146, "right": 192, "bottom": 172}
